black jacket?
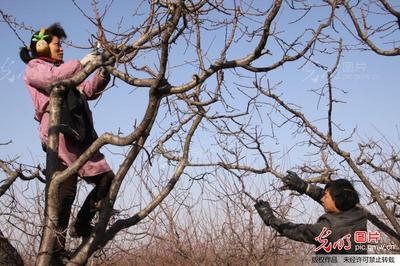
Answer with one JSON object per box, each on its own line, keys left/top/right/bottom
{"left": 269, "top": 206, "right": 367, "bottom": 254}
{"left": 264, "top": 184, "right": 368, "bottom": 254}
{"left": 59, "top": 86, "right": 97, "bottom": 145}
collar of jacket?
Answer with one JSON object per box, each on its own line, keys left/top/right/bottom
{"left": 37, "top": 56, "right": 64, "bottom": 66}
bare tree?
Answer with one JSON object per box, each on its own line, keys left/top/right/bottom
{"left": 0, "top": 157, "right": 43, "bottom": 265}
{"left": 1, "top": 0, "right": 399, "bottom": 264}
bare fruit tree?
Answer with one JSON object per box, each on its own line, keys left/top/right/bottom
{"left": 1, "top": 0, "right": 399, "bottom": 264}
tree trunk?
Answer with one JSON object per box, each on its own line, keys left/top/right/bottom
{"left": 37, "top": 86, "right": 64, "bottom": 265}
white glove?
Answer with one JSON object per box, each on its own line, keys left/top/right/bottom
{"left": 80, "top": 51, "right": 99, "bottom": 67}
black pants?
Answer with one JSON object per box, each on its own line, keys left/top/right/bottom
{"left": 54, "top": 168, "right": 114, "bottom": 251}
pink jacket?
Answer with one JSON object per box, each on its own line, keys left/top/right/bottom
{"left": 24, "top": 58, "right": 111, "bottom": 177}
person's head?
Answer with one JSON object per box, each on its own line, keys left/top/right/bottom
{"left": 321, "top": 179, "right": 359, "bottom": 213}
{"left": 20, "top": 23, "right": 66, "bottom": 64}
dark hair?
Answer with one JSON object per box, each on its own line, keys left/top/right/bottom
{"left": 19, "top": 23, "right": 67, "bottom": 64}
{"left": 324, "top": 179, "right": 359, "bottom": 211}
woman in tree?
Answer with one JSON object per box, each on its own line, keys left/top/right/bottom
{"left": 20, "top": 23, "right": 114, "bottom": 259}
{"left": 255, "top": 171, "right": 368, "bottom": 254}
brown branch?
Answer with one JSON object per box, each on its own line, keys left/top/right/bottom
{"left": 0, "top": 140, "right": 12, "bottom": 146}
{"left": 357, "top": 148, "right": 400, "bottom": 184}
{"left": 239, "top": 6, "right": 335, "bottom": 73}
{"left": 76, "top": 114, "right": 203, "bottom": 262}
{"left": 258, "top": 88, "right": 400, "bottom": 234}
{"left": 0, "top": 161, "right": 18, "bottom": 197}
{"left": 0, "top": 160, "right": 44, "bottom": 196}
{"left": 327, "top": 39, "right": 343, "bottom": 139}
{"left": 379, "top": 0, "right": 400, "bottom": 18}
{"left": 0, "top": 9, "right": 31, "bottom": 47}
{"left": 343, "top": 0, "right": 400, "bottom": 56}
{"left": 162, "top": 0, "right": 283, "bottom": 94}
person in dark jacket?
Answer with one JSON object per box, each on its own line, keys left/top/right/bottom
{"left": 255, "top": 172, "right": 367, "bottom": 254}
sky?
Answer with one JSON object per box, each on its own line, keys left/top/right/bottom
{"left": 0, "top": 2, "right": 400, "bottom": 257}
{"left": 0, "top": 0, "right": 399, "bottom": 204}
{"left": 0, "top": 1, "right": 150, "bottom": 167}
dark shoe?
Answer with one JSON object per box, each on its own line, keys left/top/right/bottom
{"left": 50, "top": 250, "right": 70, "bottom": 265}
{"left": 69, "top": 222, "right": 93, "bottom": 238}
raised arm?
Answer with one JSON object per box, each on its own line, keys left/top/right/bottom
{"left": 25, "top": 59, "right": 82, "bottom": 93}
{"left": 306, "top": 183, "right": 324, "bottom": 204}
{"left": 254, "top": 200, "right": 326, "bottom": 244}
{"left": 25, "top": 58, "right": 110, "bottom": 100}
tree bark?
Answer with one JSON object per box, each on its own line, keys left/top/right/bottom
{"left": 36, "top": 86, "right": 65, "bottom": 265}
